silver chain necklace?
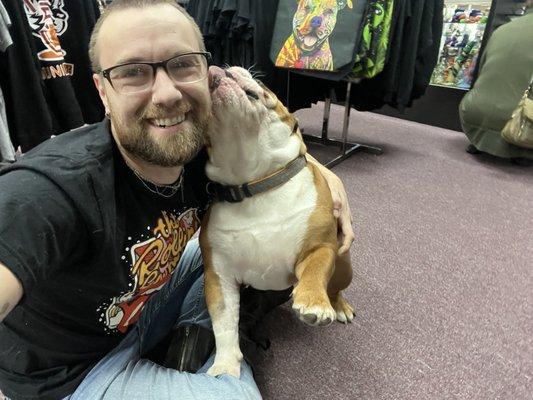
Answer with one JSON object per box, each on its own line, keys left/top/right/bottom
{"left": 128, "top": 164, "right": 184, "bottom": 199}
{"left": 122, "top": 155, "right": 185, "bottom": 199}
{"left": 133, "top": 169, "right": 183, "bottom": 198}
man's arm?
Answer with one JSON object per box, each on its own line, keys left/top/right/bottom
{"left": 0, "top": 262, "right": 23, "bottom": 323}
{"left": 306, "top": 154, "right": 355, "bottom": 254}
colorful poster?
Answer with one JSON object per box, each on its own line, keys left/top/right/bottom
{"left": 270, "top": 0, "right": 363, "bottom": 72}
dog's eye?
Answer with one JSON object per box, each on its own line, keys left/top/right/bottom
{"left": 244, "top": 89, "right": 259, "bottom": 100}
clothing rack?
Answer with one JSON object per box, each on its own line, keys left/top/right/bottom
{"left": 286, "top": 71, "right": 383, "bottom": 168}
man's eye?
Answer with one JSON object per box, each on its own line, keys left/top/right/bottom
{"left": 170, "top": 57, "right": 199, "bottom": 69}
{"left": 113, "top": 65, "right": 147, "bottom": 79}
{"left": 125, "top": 66, "right": 146, "bottom": 76}
{"left": 174, "top": 62, "right": 193, "bottom": 69}
{"left": 168, "top": 54, "right": 202, "bottom": 69}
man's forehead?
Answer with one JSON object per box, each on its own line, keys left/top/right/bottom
{"left": 98, "top": 5, "right": 199, "bottom": 66}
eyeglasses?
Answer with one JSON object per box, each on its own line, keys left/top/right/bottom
{"left": 101, "top": 52, "right": 211, "bottom": 94}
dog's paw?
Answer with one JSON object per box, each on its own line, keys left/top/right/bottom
{"left": 207, "top": 360, "right": 241, "bottom": 378}
{"left": 330, "top": 292, "right": 355, "bottom": 324}
{"left": 206, "top": 348, "right": 243, "bottom": 378}
{"left": 292, "top": 286, "right": 336, "bottom": 326}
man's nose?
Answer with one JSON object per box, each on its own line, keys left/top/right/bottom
{"left": 151, "top": 67, "right": 183, "bottom": 107}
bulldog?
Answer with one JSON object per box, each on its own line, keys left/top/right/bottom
{"left": 275, "top": 0, "right": 353, "bottom": 70}
{"left": 200, "top": 66, "right": 354, "bottom": 378}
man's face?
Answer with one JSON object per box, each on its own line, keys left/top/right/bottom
{"left": 93, "top": 4, "right": 211, "bottom": 167}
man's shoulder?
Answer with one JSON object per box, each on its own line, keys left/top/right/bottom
{"left": 1, "top": 120, "right": 113, "bottom": 179}
{"left": 24, "top": 120, "right": 112, "bottom": 164}
{"left": 493, "top": 13, "right": 533, "bottom": 39}
{"left": 0, "top": 120, "right": 118, "bottom": 242}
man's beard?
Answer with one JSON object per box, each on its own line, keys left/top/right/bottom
{"left": 109, "top": 104, "right": 208, "bottom": 167}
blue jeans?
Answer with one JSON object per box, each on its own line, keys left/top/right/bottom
{"left": 65, "top": 238, "right": 262, "bottom": 400}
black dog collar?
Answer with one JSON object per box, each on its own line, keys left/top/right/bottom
{"left": 206, "top": 154, "right": 308, "bottom": 203}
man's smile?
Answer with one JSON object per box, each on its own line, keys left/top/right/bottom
{"left": 148, "top": 114, "right": 187, "bottom": 128}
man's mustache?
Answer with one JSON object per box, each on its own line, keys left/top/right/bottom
{"left": 138, "top": 104, "right": 192, "bottom": 120}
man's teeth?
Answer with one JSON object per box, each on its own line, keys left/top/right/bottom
{"left": 153, "top": 115, "right": 186, "bottom": 127}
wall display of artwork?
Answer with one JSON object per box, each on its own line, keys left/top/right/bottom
{"left": 430, "top": 1, "right": 491, "bottom": 90}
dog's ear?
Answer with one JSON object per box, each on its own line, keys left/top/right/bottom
{"left": 257, "top": 81, "right": 278, "bottom": 109}
{"left": 338, "top": 0, "right": 353, "bottom": 10}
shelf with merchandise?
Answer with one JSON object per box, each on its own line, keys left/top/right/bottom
{"left": 443, "top": 1, "right": 492, "bottom": 24}
{"left": 429, "top": 1, "right": 492, "bottom": 90}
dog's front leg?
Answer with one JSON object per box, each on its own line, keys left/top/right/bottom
{"left": 204, "top": 262, "right": 243, "bottom": 378}
{"left": 292, "top": 246, "right": 337, "bottom": 326}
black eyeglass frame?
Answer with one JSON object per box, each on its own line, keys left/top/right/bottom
{"left": 100, "top": 51, "right": 212, "bottom": 91}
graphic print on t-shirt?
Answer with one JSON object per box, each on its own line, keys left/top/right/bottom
{"left": 97, "top": 208, "right": 200, "bottom": 334}
{"left": 23, "top": 0, "right": 74, "bottom": 78}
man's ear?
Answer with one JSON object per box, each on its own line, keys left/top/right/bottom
{"left": 93, "top": 73, "right": 110, "bottom": 114}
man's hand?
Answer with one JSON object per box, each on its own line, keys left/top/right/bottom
{"left": 306, "top": 155, "right": 355, "bottom": 254}
{"left": 0, "top": 262, "right": 23, "bottom": 323}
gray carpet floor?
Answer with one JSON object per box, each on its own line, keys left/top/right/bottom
{"left": 254, "top": 103, "right": 533, "bottom": 400}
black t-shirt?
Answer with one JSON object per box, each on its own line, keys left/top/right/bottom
{"left": 0, "top": 120, "right": 209, "bottom": 400}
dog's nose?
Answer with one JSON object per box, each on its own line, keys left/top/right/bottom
{"left": 210, "top": 75, "right": 221, "bottom": 91}
{"left": 224, "top": 70, "right": 235, "bottom": 80}
{"left": 311, "top": 16, "right": 322, "bottom": 28}
{"left": 208, "top": 66, "right": 225, "bottom": 91}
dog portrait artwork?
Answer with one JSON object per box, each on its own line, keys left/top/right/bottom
{"left": 275, "top": 0, "right": 354, "bottom": 71}
{"left": 201, "top": 66, "right": 354, "bottom": 378}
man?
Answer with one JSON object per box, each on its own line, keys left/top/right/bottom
{"left": 459, "top": 0, "right": 533, "bottom": 163}
{"left": 0, "top": 1, "right": 355, "bottom": 399}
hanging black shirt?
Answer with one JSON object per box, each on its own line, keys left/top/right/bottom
{"left": 0, "top": 0, "right": 103, "bottom": 152}
{"left": 53, "top": 0, "right": 104, "bottom": 124}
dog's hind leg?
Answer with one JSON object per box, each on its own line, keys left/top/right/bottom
{"left": 292, "top": 246, "right": 337, "bottom": 326}
{"left": 328, "top": 251, "right": 354, "bottom": 323}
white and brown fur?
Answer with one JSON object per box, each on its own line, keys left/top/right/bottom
{"left": 200, "top": 66, "right": 354, "bottom": 377}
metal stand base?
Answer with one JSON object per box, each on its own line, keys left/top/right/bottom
{"left": 304, "top": 136, "right": 383, "bottom": 168}
{"left": 298, "top": 78, "right": 383, "bottom": 168}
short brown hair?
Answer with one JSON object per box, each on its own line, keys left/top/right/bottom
{"left": 89, "top": 0, "right": 205, "bottom": 72}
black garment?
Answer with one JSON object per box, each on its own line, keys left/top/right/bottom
{"left": 0, "top": 0, "right": 103, "bottom": 152}
{"left": 190, "top": 0, "right": 273, "bottom": 85}
{"left": 56, "top": 0, "right": 104, "bottom": 124}
{"left": 0, "top": 0, "right": 56, "bottom": 151}
{"left": 249, "top": 0, "right": 279, "bottom": 87}
{"left": 0, "top": 120, "right": 209, "bottom": 400}
{"left": 345, "top": 0, "right": 444, "bottom": 111}
{"left": 411, "top": 0, "right": 444, "bottom": 101}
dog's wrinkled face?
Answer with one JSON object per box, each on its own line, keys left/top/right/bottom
{"left": 208, "top": 66, "right": 296, "bottom": 133}
{"left": 292, "top": 0, "right": 352, "bottom": 54}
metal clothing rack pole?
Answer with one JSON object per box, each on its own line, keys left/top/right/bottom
{"left": 287, "top": 70, "right": 383, "bottom": 168}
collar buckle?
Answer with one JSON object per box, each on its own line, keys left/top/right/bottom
{"left": 225, "top": 185, "right": 245, "bottom": 203}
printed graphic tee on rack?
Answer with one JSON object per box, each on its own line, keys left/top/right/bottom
{"left": 0, "top": 0, "right": 103, "bottom": 152}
